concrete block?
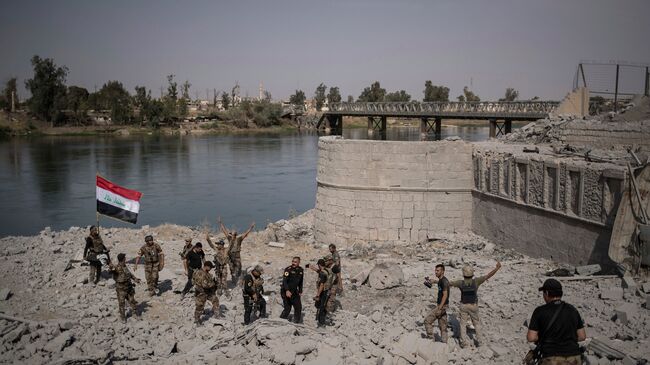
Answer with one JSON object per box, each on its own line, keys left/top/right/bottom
{"left": 614, "top": 303, "right": 639, "bottom": 325}
{"left": 0, "top": 288, "right": 12, "bottom": 300}
{"left": 621, "top": 276, "right": 637, "bottom": 291}
{"left": 600, "top": 287, "right": 623, "bottom": 300}
{"left": 267, "top": 242, "right": 286, "bottom": 248}
{"left": 575, "top": 264, "right": 601, "bottom": 276}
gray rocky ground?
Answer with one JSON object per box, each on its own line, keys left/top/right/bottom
{"left": 0, "top": 210, "right": 649, "bottom": 364}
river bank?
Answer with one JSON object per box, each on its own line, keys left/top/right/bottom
{"left": 0, "top": 211, "right": 647, "bottom": 364}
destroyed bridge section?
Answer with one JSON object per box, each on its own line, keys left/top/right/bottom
{"left": 319, "top": 101, "right": 560, "bottom": 138}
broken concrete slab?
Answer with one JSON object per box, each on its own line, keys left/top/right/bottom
{"left": 600, "top": 287, "right": 624, "bottom": 300}
{"left": 367, "top": 263, "right": 404, "bottom": 290}
{"left": 575, "top": 264, "right": 601, "bottom": 276}
{"left": 268, "top": 241, "right": 286, "bottom": 248}
{"left": 622, "top": 276, "right": 637, "bottom": 291}
{"left": 642, "top": 282, "right": 650, "bottom": 294}
{"left": 43, "top": 333, "right": 74, "bottom": 353}
{"left": 614, "top": 303, "right": 639, "bottom": 325}
{"left": 0, "top": 288, "right": 12, "bottom": 301}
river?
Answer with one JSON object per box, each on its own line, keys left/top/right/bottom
{"left": 0, "top": 125, "right": 491, "bottom": 237}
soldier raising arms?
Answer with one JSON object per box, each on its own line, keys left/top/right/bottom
{"left": 206, "top": 233, "right": 229, "bottom": 295}
{"left": 218, "top": 217, "right": 255, "bottom": 284}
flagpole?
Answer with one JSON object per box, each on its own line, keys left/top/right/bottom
{"left": 96, "top": 172, "right": 100, "bottom": 233}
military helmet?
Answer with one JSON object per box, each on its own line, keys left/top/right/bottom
{"left": 253, "top": 265, "right": 264, "bottom": 274}
{"left": 462, "top": 265, "right": 474, "bottom": 277}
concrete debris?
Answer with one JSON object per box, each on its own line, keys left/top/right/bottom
{"left": 367, "top": 263, "right": 404, "bottom": 290}
{"left": 575, "top": 264, "right": 601, "bottom": 276}
{"left": 0, "top": 289, "right": 11, "bottom": 301}
{"left": 642, "top": 282, "right": 650, "bottom": 294}
{"left": 600, "top": 287, "right": 624, "bottom": 300}
{"left": 587, "top": 338, "right": 626, "bottom": 360}
{"left": 614, "top": 303, "right": 639, "bottom": 325}
{"left": 268, "top": 241, "right": 286, "bottom": 248}
{"left": 0, "top": 211, "right": 649, "bottom": 364}
{"left": 622, "top": 276, "right": 638, "bottom": 291}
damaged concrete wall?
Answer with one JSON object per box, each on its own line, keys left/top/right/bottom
{"left": 314, "top": 137, "right": 473, "bottom": 246}
{"left": 471, "top": 143, "right": 626, "bottom": 265}
{"left": 560, "top": 120, "right": 650, "bottom": 149}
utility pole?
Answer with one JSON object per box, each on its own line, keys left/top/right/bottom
{"left": 259, "top": 81, "right": 263, "bottom": 100}
{"left": 11, "top": 90, "right": 15, "bottom": 112}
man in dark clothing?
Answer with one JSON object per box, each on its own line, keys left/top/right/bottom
{"left": 280, "top": 256, "right": 304, "bottom": 323}
{"left": 527, "top": 279, "right": 586, "bottom": 365}
{"left": 424, "top": 264, "right": 450, "bottom": 342}
{"left": 242, "top": 265, "right": 266, "bottom": 325}
{"left": 181, "top": 243, "right": 205, "bottom": 296}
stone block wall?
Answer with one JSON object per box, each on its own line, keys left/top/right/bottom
{"left": 471, "top": 144, "right": 627, "bottom": 265}
{"left": 559, "top": 120, "right": 650, "bottom": 149}
{"left": 314, "top": 137, "right": 473, "bottom": 247}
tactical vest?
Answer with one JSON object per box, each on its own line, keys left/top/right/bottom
{"left": 114, "top": 265, "right": 131, "bottom": 284}
{"left": 323, "top": 268, "right": 335, "bottom": 291}
{"left": 459, "top": 278, "right": 478, "bottom": 304}
{"left": 90, "top": 236, "right": 105, "bottom": 253}
{"left": 141, "top": 244, "right": 160, "bottom": 263}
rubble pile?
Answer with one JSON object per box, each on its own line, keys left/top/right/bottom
{"left": 0, "top": 210, "right": 649, "bottom": 364}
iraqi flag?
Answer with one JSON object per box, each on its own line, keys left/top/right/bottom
{"left": 96, "top": 176, "right": 143, "bottom": 224}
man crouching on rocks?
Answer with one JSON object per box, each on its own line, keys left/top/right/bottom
{"left": 109, "top": 253, "right": 141, "bottom": 323}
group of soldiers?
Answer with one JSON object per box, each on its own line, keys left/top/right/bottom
{"left": 83, "top": 219, "right": 343, "bottom": 327}
{"left": 84, "top": 223, "right": 588, "bottom": 364}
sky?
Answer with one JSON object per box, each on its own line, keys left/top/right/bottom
{"left": 1, "top": 0, "right": 649, "bottom": 102}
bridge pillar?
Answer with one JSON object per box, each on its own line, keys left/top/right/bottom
{"left": 327, "top": 115, "right": 342, "bottom": 135}
{"left": 489, "top": 119, "right": 497, "bottom": 138}
{"left": 505, "top": 119, "right": 512, "bottom": 134}
{"left": 435, "top": 117, "right": 441, "bottom": 137}
{"left": 368, "top": 116, "right": 387, "bottom": 137}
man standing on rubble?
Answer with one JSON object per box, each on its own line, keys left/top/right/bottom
{"left": 449, "top": 261, "right": 501, "bottom": 347}
{"left": 424, "top": 264, "right": 450, "bottom": 343}
{"left": 218, "top": 217, "right": 255, "bottom": 284}
{"left": 181, "top": 242, "right": 205, "bottom": 297}
{"left": 134, "top": 235, "right": 164, "bottom": 296}
{"left": 84, "top": 225, "right": 110, "bottom": 284}
{"left": 193, "top": 261, "right": 219, "bottom": 324}
{"left": 242, "top": 265, "right": 266, "bottom": 325}
{"left": 206, "top": 234, "right": 229, "bottom": 295}
{"left": 109, "top": 253, "right": 141, "bottom": 323}
{"left": 527, "top": 279, "right": 586, "bottom": 365}
{"left": 311, "top": 258, "right": 332, "bottom": 327}
{"left": 280, "top": 256, "right": 304, "bottom": 323}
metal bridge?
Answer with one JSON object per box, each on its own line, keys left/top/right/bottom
{"left": 319, "top": 101, "right": 560, "bottom": 138}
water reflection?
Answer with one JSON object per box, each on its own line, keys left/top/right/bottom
{"left": 0, "top": 126, "right": 495, "bottom": 237}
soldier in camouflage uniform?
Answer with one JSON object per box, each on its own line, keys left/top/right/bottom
{"left": 218, "top": 217, "right": 255, "bottom": 284}
{"left": 84, "top": 226, "right": 109, "bottom": 284}
{"left": 242, "top": 265, "right": 266, "bottom": 325}
{"left": 109, "top": 253, "right": 141, "bottom": 323}
{"left": 193, "top": 261, "right": 219, "bottom": 324}
{"left": 206, "top": 234, "right": 229, "bottom": 295}
{"left": 324, "top": 255, "right": 340, "bottom": 313}
{"left": 179, "top": 238, "right": 193, "bottom": 260}
{"left": 134, "top": 235, "right": 164, "bottom": 296}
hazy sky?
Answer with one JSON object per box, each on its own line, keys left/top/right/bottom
{"left": 1, "top": 0, "right": 649, "bottom": 101}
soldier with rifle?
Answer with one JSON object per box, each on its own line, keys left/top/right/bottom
{"left": 242, "top": 265, "right": 266, "bottom": 325}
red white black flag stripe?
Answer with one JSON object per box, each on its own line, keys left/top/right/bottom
{"left": 96, "top": 176, "right": 143, "bottom": 224}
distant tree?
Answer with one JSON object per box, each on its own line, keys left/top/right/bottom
{"left": 25, "top": 55, "right": 68, "bottom": 124}
{"left": 221, "top": 91, "right": 230, "bottom": 110}
{"left": 2, "top": 78, "right": 19, "bottom": 111}
{"left": 181, "top": 81, "right": 191, "bottom": 100}
{"left": 263, "top": 90, "right": 272, "bottom": 102}
{"left": 134, "top": 86, "right": 148, "bottom": 109}
{"left": 423, "top": 81, "right": 449, "bottom": 102}
{"left": 457, "top": 86, "right": 480, "bottom": 102}
{"left": 347, "top": 95, "right": 354, "bottom": 103}
{"left": 289, "top": 89, "right": 306, "bottom": 107}
{"left": 499, "top": 88, "right": 519, "bottom": 102}
{"left": 385, "top": 90, "right": 411, "bottom": 102}
{"left": 163, "top": 74, "right": 178, "bottom": 120}
{"left": 66, "top": 86, "right": 89, "bottom": 124}
{"left": 327, "top": 87, "right": 342, "bottom": 104}
{"left": 98, "top": 81, "right": 132, "bottom": 124}
{"left": 531, "top": 96, "right": 540, "bottom": 101}
{"left": 358, "top": 81, "right": 386, "bottom": 102}
{"left": 314, "top": 83, "right": 327, "bottom": 111}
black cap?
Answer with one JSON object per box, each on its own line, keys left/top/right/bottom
{"left": 145, "top": 235, "right": 153, "bottom": 242}
{"left": 195, "top": 242, "right": 202, "bottom": 248}
{"left": 204, "top": 261, "right": 214, "bottom": 268}
{"left": 539, "top": 278, "right": 562, "bottom": 292}
{"left": 317, "top": 259, "right": 326, "bottom": 267}
{"left": 117, "top": 253, "right": 126, "bottom": 262}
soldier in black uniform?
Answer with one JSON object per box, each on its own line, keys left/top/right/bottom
{"left": 279, "top": 256, "right": 304, "bottom": 323}
{"left": 242, "top": 265, "right": 266, "bottom": 325}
